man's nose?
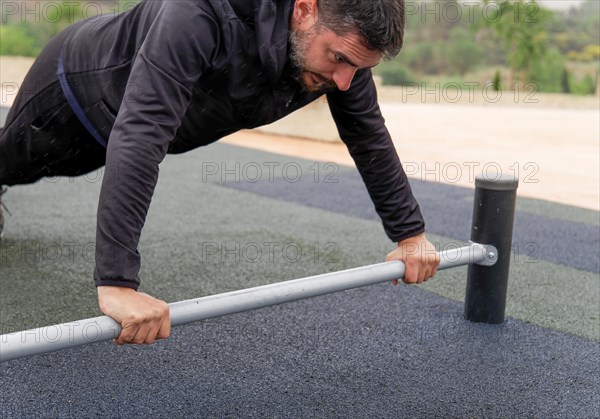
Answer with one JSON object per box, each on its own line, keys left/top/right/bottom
{"left": 332, "top": 66, "right": 358, "bottom": 91}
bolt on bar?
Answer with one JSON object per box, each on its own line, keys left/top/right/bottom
{"left": 1, "top": 243, "right": 496, "bottom": 363}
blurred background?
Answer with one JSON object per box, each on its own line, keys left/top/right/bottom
{"left": 379, "top": 0, "right": 599, "bottom": 97}
{"left": 1, "top": 0, "right": 598, "bottom": 95}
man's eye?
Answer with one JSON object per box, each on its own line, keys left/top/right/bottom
{"left": 334, "top": 54, "right": 344, "bottom": 62}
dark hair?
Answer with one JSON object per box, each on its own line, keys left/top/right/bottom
{"left": 316, "top": 0, "right": 406, "bottom": 60}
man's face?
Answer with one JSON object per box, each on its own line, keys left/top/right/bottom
{"left": 289, "top": 24, "right": 382, "bottom": 93}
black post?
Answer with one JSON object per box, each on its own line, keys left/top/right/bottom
{"left": 465, "top": 174, "right": 519, "bottom": 324}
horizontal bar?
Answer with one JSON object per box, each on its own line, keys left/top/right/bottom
{"left": 0, "top": 243, "right": 496, "bottom": 362}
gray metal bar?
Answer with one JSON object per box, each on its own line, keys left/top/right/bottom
{"left": 1, "top": 243, "right": 496, "bottom": 363}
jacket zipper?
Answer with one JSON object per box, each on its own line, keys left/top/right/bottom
{"left": 286, "top": 85, "right": 298, "bottom": 108}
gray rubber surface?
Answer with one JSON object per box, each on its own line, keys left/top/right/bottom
{"left": 221, "top": 168, "right": 600, "bottom": 273}
{"left": 1, "top": 138, "right": 599, "bottom": 417}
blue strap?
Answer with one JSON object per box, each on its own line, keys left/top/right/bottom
{"left": 57, "top": 54, "right": 108, "bottom": 149}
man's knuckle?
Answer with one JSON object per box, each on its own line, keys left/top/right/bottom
{"left": 150, "top": 308, "right": 162, "bottom": 319}
{"left": 121, "top": 321, "right": 138, "bottom": 334}
{"left": 132, "top": 335, "right": 145, "bottom": 344}
{"left": 127, "top": 313, "right": 142, "bottom": 324}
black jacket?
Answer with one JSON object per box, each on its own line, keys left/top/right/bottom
{"left": 59, "top": 0, "right": 424, "bottom": 289}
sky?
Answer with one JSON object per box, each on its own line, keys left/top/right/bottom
{"left": 418, "top": 1, "right": 588, "bottom": 12}
{"left": 537, "top": 1, "right": 585, "bottom": 11}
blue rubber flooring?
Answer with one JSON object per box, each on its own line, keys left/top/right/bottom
{"left": 222, "top": 169, "right": 600, "bottom": 273}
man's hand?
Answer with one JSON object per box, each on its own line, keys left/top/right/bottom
{"left": 386, "top": 233, "right": 440, "bottom": 285}
{"left": 97, "top": 286, "right": 170, "bottom": 345}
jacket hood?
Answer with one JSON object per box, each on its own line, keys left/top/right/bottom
{"left": 228, "top": 0, "right": 294, "bottom": 82}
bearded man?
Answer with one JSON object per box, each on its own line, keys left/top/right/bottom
{"left": 0, "top": 0, "right": 439, "bottom": 345}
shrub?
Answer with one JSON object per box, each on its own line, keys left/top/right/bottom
{"left": 530, "top": 48, "right": 566, "bottom": 93}
{"left": 446, "top": 28, "right": 484, "bottom": 75}
{"left": 378, "top": 61, "right": 418, "bottom": 86}
{"left": 561, "top": 68, "right": 571, "bottom": 93}
{"left": 0, "top": 24, "right": 43, "bottom": 57}
{"left": 571, "top": 73, "right": 598, "bottom": 95}
{"left": 492, "top": 70, "right": 502, "bottom": 92}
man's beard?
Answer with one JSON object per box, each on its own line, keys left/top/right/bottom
{"left": 288, "top": 26, "right": 337, "bottom": 93}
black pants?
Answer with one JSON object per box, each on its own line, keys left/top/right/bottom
{"left": 0, "top": 29, "right": 106, "bottom": 187}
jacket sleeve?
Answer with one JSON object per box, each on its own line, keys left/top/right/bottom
{"left": 94, "top": 2, "right": 220, "bottom": 289}
{"left": 326, "top": 69, "right": 425, "bottom": 243}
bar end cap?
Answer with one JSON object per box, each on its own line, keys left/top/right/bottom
{"left": 475, "top": 174, "right": 519, "bottom": 191}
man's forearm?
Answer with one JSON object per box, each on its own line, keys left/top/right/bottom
{"left": 327, "top": 70, "right": 425, "bottom": 242}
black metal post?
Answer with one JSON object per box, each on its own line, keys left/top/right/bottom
{"left": 465, "top": 174, "right": 519, "bottom": 324}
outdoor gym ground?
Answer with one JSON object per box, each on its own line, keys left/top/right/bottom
{"left": 0, "top": 117, "right": 598, "bottom": 416}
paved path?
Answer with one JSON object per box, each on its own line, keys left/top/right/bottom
{"left": 1, "top": 140, "right": 598, "bottom": 417}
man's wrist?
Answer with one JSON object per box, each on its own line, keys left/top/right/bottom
{"left": 94, "top": 278, "right": 139, "bottom": 290}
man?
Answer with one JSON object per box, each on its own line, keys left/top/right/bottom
{"left": 0, "top": 0, "right": 439, "bottom": 345}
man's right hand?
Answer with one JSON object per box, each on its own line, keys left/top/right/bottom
{"left": 97, "top": 286, "right": 170, "bottom": 345}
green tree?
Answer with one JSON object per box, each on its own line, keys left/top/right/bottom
{"left": 583, "top": 73, "right": 597, "bottom": 95}
{"left": 38, "top": 0, "right": 84, "bottom": 40}
{"left": 576, "top": 1, "right": 600, "bottom": 45}
{"left": 377, "top": 61, "right": 417, "bottom": 86}
{"left": 530, "top": 47, "right": 565, "bottom": 93}
{"left": 560, "top": 67, "right": 571, "bottom": 93}
{"left": 549, "top": 0, "right": 598, "bottom": 54}
{"left": 1, "top": 1, "right": 141, "bottom": 57}
{"left": 446, "top": 27, "right": 483, "bottom": 75}
{"left": 482, "top": 0, "right": 554, "bottom": 88}
{"left": 493, "top": 70, "right": 502, "bottom": 91}
{"left": 0, "top": 24, "right": 42, "bottom": 56}
{"left": 406, "top": 42, "right": 436, "bottom": 74}
{"left": 571, "top": 73, "right": 598, "bottom": 95}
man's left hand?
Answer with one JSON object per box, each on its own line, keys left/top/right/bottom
{"left": 386, "top": 233, "right": 440, "bottom": 285}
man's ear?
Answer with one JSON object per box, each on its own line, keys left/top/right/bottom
{"left": 291, "top": 0, "right": 318, "bottom": 29}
